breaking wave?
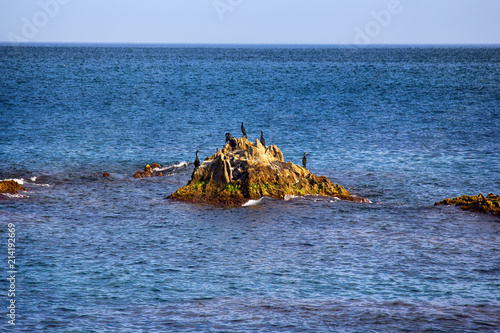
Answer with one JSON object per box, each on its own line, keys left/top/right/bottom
{"left": 1, "top": 193, "right": 29, "bottom": 199}
{"left": 154, "top": 161, "right": 189, "bottom": 174}
{"left": 242, "top": 197, "right": 265, "bottom": 207}
{"left": 2, "top": 178, "right": 25, "bottom": 185}
{"left": 2, "top": 177, "right": 51, "bottom": 188}
{"left": 284, "top": 195, "right": 300, "bottom": 201}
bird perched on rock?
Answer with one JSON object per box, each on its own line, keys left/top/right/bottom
{"left": 260, "top": 131, "right": 266, "bottom": 147}
{"left": 194, "top": 150, "right": 200, "bottom": 169}
{"left": 225, "top": 132, "right": 231, "bottom": 143}
{"left": 302, "top": 153, "right": 308, "bottom": 168}
{"left": 241, "top": 122, "right": 247, "bottom": 138}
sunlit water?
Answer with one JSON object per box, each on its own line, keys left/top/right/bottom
{"left": 1, "top": 46, "right": 499, "bottom": 332}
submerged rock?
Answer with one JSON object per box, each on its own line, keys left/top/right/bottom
{"left": 168, "top": 137, "right": 370, "bottom": 206}
{"left": 435, "top": 193, "right": 500, "bottom": 217}
{"left": 0, "top": 180, "right": 26, "bottom": 194}
{"left": 133, "top": 163, "right": 163, "bottom": 178}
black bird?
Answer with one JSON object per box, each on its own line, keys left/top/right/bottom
{"left": 241, "top": 122, "right": 247, "bottom": 138}
{"left": 260, "top": 131, "right": 266, "bottom": 147}
{"left": 194, "top": 150, "right": 200, "bottom": 169}
{"left": 302, "top": 153, "right": 308, "bottom": 168}
{"left": 225, "top": 132, "right": 231, "bottom": 143}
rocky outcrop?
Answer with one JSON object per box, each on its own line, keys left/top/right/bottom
{"left": 133, "top": 163, "right": 163, "bottom": 178}
{"left": 435, "top": 193, "right": 500, "bottom": 217}
{"left": 168, "top": 137, "right": 370, "bottom": 206}
{"left": 0, "top": 180, "right": 26, "bottom": 194}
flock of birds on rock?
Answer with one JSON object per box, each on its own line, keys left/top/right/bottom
{"left": 194, "top": 122, "right": 307, "bottom": 170}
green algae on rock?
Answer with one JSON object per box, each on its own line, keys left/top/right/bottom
{"left": 435, "top": 193, "right": 500, "bottom": 217}
{"left": 168, "top": 137, "right": 370, "bottom": 206}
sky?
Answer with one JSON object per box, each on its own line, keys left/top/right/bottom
{"left": 1, "top": 0, "right": 499, "bottom": 45}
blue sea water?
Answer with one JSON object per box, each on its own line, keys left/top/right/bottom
{"left": 0, "top": 45, "right": 500, "bottom": 332}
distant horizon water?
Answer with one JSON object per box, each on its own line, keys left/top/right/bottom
{"left": 1, "top": 42, "right": 500, "bottom": 48}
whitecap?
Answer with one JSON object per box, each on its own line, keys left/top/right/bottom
{"left": 173, "top": 161, "right": 189, "bottom": 168}
{"left": 1, "top": 193, "right": 29, "bottom": 199}
{"left": 2, "top": 178, "right": 24, "bottom": 185}
{"left": 154, "top": 161, "right": 189, "bottom": 172}
{"left": 26, "top": 176, "right": 51, "bottom": 187}
{"left": 284, "top": 195, "right": 300, "bottom": 201}
{"left": 33, "top": 183, "right": 51, "bottom": 187}
{"left": 243, "top": 197, "right": 265, "bottom": 207}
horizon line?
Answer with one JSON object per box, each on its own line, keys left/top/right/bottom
{"left": 1, "top": 41, "right": 499, "bottom": 48}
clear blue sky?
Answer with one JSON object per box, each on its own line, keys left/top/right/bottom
{"left": 1, "top": 0, "right": 499, "bottom": 45}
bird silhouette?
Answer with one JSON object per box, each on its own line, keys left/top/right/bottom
{"left": 194, "top": 150, "right": 200, "bottom": 169}
{"left": 302, "top": 153, "right": 308, "bottom": 168}
{"left": 241, "top": 122, "right": 247, "bottom": 137}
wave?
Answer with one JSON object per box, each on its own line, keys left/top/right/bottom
{"left": 2, "top": 178, "right": 25, "bottom": 185}
{"left": 243, "top": 194, "right": 354, "bottom": 206}
{"left": 243, "top": 197, "right": 265, "bottom": 207}
{"left": 2, "top": 177, "right": 51, "bottom": 188}
{"left": 242, "top": 196, "right": 278, "bottom": 207}
{"left": 32, "top": 183, "right": 51, "bottom": 187}
{"left": 250, "top": 195, "right": 327, "bottom": 204}
{"left": 284, "top": 194, "right": 352, "bottom": 203}
{"left": 154, "top": 161, "right": 189, "bottom": 173}
{"left": 1, "top": 193, "right": 29, "bottom": 199}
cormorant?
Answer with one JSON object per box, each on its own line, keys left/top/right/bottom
{"left": 225, "top": 132, "right": 231, "bottom": 143}
{"left": 194, "top": 150, "right": 200, "bottom": 169}
{"left": 241, "top": 122, "right": 247, "bottom": 137}
{"left": 302, "top": 153, "right": 308, "bottom": 168}
{"left": 260, "top": 131, "right": 266, "bottom": 147}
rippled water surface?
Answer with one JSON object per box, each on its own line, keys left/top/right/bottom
{"left": 1, "top": 46, "right": 500, "bottom": 332}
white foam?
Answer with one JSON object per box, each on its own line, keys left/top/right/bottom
{"left": 28, "top": 176, "right": 51, "bottom": 187}
{"left": 155, "top": 161, "right": 189, "bottom": 172}
{"left": 3, "top": 177, "right": 51, "bottom": 188}
{"left": 2, "top": 178, "right": 24, "bottom": 185}
{"left": 284, "top": 195, "right": 300, "bottom": 201}
{"left": 243, "top": 197, "right": 265, "bottom": 207}
{"left": 33, "top": 183, "right": 51, "bottom": 187}
{"left": 353, "top": 195, "right": 372, "bottom": 204}
{"left": 174, "top": 161, "right": 189, "bottom": 168}
{"left": 1, "top": 193, "right": 29, "bottom": 199}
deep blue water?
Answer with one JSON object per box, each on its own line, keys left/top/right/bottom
{"left": 1, "top": 46, "right": 500, "bottom": 332}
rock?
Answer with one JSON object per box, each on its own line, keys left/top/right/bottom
{"left": 133, "top": 163, "right": 162, "bottom": 178}
{"left": 0, "top": 180, "right": 26, "bottom": 194}
{"left": 168, "top": 137, "right": 370, "bottom": 206}
{"left": 435, "top": 193, "right": 500, "bottom": 217}
{"left": 103, "top": 172, "right": 111, "bottom": 177}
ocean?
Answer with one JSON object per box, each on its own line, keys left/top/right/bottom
{"left": 1, "top": 45, "right": 499, "bottom": 332}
